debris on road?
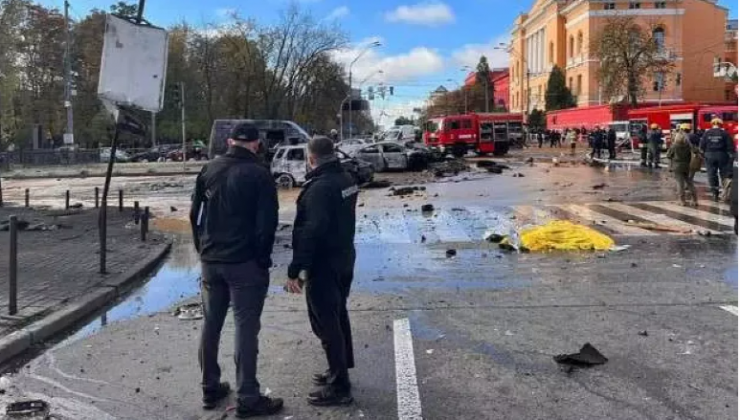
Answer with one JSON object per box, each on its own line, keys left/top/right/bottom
{"left": 592, "top": 183, "right": 607, "bottom": 190}
{"left": 524, "top": 157, "right": 534, "bottom": 165}
{"left": 70, "top": 202, "right": 84, "bottom": 209}
{"left": 5, "top": 400, "right": 50, "bottom": 418}
{"left": 554, "top": 343, "right": 608, "bottom": 367}
{"left": 625, "top": 220, "right": 692, "bottom": 234}
{"left": 363, "top": 180, "right": 392, "bottom": 189}
{"left": 610, "top": 245, "right": 631, "bottom": 252}
{"left": 391, "top": 186, "right": 425, "bottom": 196}
{"left": 170, "top": 206, "right": 178, "bottom": 212}
{"left": 445, "top": 249, "right": 457, "bottom": 258}
{"left": 638, "top": 330, "right": 649, "bottom": 337}
{"left": 512, "top": 173, "right": 525, "bottom": 178}
{"left": 430, "top": 159, "right": 469, "bottom": 177}
{"left": 174, "top": 303, "right": 203, "bottom": 320}
{"left": 484, "top": 232, "right": 506, "bottom": 243}
{"left": 520, "top": 220, "right": 615, "bottom": 251}
{"left": 421, "top": 204, "right": 435, "bottom": 212}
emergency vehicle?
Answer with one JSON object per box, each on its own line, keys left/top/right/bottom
{"left": 627, "top": 103, "right": 738, "bottom": 147}
{"left": 423, "top": 113, "right": 523, "bottom": 157}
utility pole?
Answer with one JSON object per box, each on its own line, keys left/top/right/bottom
{"left": 180, "top": 82, "right": 186, "bottom": 170}
{"left": 63, "top": 0, "right": 74, "bottom": 145}
{"left": 348, "top": 71, "right": 353, "bottom": 138}
{"left": 150, "top": 112, "right": 156, "bottom": 146}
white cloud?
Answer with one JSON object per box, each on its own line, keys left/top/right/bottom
{"left": 326, "top": 5, "right": 350, "bottom": 20}
{"left": 451, "top": 35, "right": 511, "bottom": 69}
{"left": 332, "top": 37, "right": 445, "bottom": 86}
{"left": 384, "top": 2, "right": 455, "bottom": 26}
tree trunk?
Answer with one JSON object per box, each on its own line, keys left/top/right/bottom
{"left": 627, "top": 72, "right": 639, "bottom": 107}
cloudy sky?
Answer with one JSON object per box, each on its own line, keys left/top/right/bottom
{"left": 54, "top": 0, "right": 738, "bottom": 127}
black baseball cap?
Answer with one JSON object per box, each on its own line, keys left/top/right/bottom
{"left": 230, "top": 123, "right": 260, "bottom": 142}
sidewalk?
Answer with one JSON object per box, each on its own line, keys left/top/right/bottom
{"left": 0, "top": 206, "right": 171, "bottom": 365}
{"left": 2, "top": 161, "right": 205, "bottom": 179}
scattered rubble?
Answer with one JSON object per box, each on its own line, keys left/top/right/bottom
{"left": 592, "top": 183, "right": 608, "bottom": 190}
{"left": 554, "top": 343, "right": 608, "bottom": 367}
{"left": 421, "top": 204, "right": 435, "bottom": 212}
{"left": 174, "top": 303, "right": 203, "bottom": 320}
{"left": 363, "top": 180, "right": 392, "bottom": 189}
{"left": 170, "top": 206, "right": 178, "bottom": 212}
{"left": 445, "top": 249, "right": 457, "bottom": 258}
{"left": 5, "top": 400, "right": 50, "bottom": 418}
{"left": 390, "top": 186, "right": 425, "bottom": 196}
{"left": 512, "top": 173, "right": 525, "bottom": 178}
{"left": 638, "top": 330, "right": 649, "bottom": 337}
{"left": 69, "top": 202, "right": 84, "bottom": 209}
{"left": 430, "top": 159, "right": 469, "bottom": 177}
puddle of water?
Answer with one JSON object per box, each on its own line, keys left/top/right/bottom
{"left": 724, "top": 266, "right": 738, "bottom": 289}
{"left": 65, "top": 235, "right": 201, "bottom": 342}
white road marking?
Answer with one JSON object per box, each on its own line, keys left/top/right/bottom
{"left": 643, "top": 201, "right": 735, "bottom": 229}
{"left": 604, "top": 202, "right": 721, "bottom": 234}
{"left": 393, "top": 318, "right": 423, "bottom": 420}
{"left": 557, "top": 204, "right": 657, "bottom": 236}
{"left": 720, "top": 305, "right": 738, "bottom": 316}
{"left": 697, "top": 200, "right": 731, "bottom": 211}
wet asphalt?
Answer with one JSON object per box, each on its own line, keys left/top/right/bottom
{"left": 0, "top": 160, "right": 737, "bottom": 420}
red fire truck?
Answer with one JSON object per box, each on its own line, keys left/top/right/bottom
{"left": 627, "top": 103, "right": 738, "bottom": 147}
{"left": 423, "top": 113, "right": 523, "bottom": 157}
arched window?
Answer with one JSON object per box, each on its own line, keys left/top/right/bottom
{"left": 549, "top": 42, "right": 554, "bottom": 64}
{"left": 653, "top": 27, "right": 665, "bottom": 52}
{"left": 577, "top": 31, "right": 584, "bottom": 56}
{"left": 569, "top": 36, "right": 575, "bottom": 58}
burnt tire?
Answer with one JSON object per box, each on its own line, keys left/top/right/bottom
{"left": 276, "top": 173, "right": 295, "bottom": 189}
{"left": 451, "top": 145, "right": 466, "bottom": 158}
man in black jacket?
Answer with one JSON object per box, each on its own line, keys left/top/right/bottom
{"left": 285, "top": 136, "right": 358, "bottom": 407}
{"left": 190, "top": 122, "right": 284, "bottom": 418}
{"left": 648, "top": 124, "right": 664, "bottom": 169}
{"left": 606, "top": 127, "right": 617, "bottom": 160}
{"left": 700, "top": 118, "right": 734, "bottom": 202}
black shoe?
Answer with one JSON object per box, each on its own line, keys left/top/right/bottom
{"left": 713, "top": 193, "right": 720, "bottom": 202}
{"left": 307, "top": 387, "right": 354, "bottom": 407}
{"left": 235, "top": 396, "right": 284, "bottom": 418}
{"left": 202, "top": 382, "right": 231, "bottom": 410}
{"left": 312, "top": 371, "right": 353, "bottom": 389}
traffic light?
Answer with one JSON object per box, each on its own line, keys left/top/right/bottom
{"left": 389, "top": 86, "right": 394, "bottom": 96}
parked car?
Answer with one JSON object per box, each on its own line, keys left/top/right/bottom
{"left": 100, "top": 147, "right": 131, "bottom": 163}
{"left": 271, "top": 145, "right": 374, "bottom": 188}
{"left": 351, "top": 141, "right": 429, "bottom": 172}
{"left": 131, "top": 145, "right": 177, "bottom": 162}
{"left": 166, "top": 141, "right": 208, "bottom": 161}
{"left": 336, "top": 138, "right": 369, "bottom": 155}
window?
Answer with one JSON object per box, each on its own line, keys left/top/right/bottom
{"left": 653, "top": 27, "right": 665, "bottom": 52}
{"left": 577, "top": 75, "right": 583, "bottom": 95}
{"left": 448, "top": 120, "right": 461, "bottom": 130}
{"left": 675, "top": 72, "right": 681, "bottom": 86}
{"left": 549, "top": 42, "right": 554, "bottom": 64}
{"left": 655, "top": 1, "right": 666, "bottom": 9}
{"left": 274, "top": 149, "right": 286, "bottom": 159}
{"left": 603, "top": 2, "right": 615, "bottom": 10}
{"left": 703, "top": 113, "right": 714, "bottom": 123}
{"left": 286, "top": 148, "right": 305, "bottom": 161}
{"left": 577, "top": 32, "right": 583, "bottom": 55}
{"left": 461, "top": 119, "right": 473, "bottom": 129}
{"left": 569, "top": 36, "right": 574, "bottom": 58}
{"left": 629, "top": 2, "right": 641, "bottom": 9}
{"left": 723, "top": 111, "right": 738, "bottom": 121}
{"left": 382, "top": 144, "right": 404, "bottom": 153}
{"left": 653, "top": 72, "right": 665, "bottom": 91}
{"left": 362, "top": 145, "right": 380, "bottom": 154}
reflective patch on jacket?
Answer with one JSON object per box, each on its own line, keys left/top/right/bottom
{"left": 342, "top": 185, "right": 359, "bottom": 199}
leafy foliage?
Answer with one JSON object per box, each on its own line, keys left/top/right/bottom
{"left": 545, "top": 65, "right": 575, "bottom": 111}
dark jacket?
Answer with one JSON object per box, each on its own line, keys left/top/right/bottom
{"left": 288, "top": 159, "right": 358, "bottom": 280}
{"left": 688, "top": 132, "right": 701, "bottom": 148}
{"left": 700, "top": 128, "right": 733, "bottom": 155}
{"left": 666, "top": 136, "right": 692, "bottom": 173}
{"left": 189, "top": 146, "right": 278, "bottom": 266}
{"left": 607, "top": 129, "right": 617, "bottom": 144}
{"left": 648, "top": 129, "right": 664, "bottom": 144}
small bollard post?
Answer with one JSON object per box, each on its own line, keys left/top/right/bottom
{"left": 140, "top": 207, "right": 149, "bottom": 242}
{"left": 133, "top": 201, "right": 140, "bottom": 225}
{"left": 65, "top": 190, "right": 70, "bottom": 210}
{"left": 95, "top": 187, "right": 100, "bottom": 208}
{"left": 118, "top": 189, "right": 123, "bottom": 212}
{"left": 9, "top": 215, "right": 18, "bottom": 315}
{"left": 24, "top": 188, "right": 29, "bottom": 208}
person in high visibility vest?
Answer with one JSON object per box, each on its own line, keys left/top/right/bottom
{"left": 700, "top": 117, "right": 734, "bottom": 202}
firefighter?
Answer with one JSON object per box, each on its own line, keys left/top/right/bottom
{"left": 606, "top": 126, "right": 617, "bottom": 160}
{"left": 639, "top": 125, "right": 649, "bottom": 167}
{"left": 700, "top": 118, "right": 734, "bottom": 202}
{"left": 667, "top": 125, "right": 697, "bottom": 207}
{"left": 590, "top": 126, "right": 604, "bottom": 159}
{"left": 647, "top": 123, "right": 664, "bottom": 169}
{"left": 684, "top": 124, "right": 703, "bottom": 182}
{"left": 285, "top": 136, "right": 358, "bottom": 406}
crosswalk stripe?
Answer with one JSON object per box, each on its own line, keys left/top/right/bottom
{"left": 697, "top": 200, "right": 732, "bottom": 211}
{"left": 604, "top": 202, "right": 721, "bottom": 234}
{"left": 628, "top": 202, "right": 729, "bottom": 233}
{"left": 720, "top": 305, "right": 738, "bottom": 316}
{"left": 556, "top": 204, "right": 657, "bottom": 236}
{"left": 378, "top": 213, "right": 414, "bottom": 244}
{"left": 644, "top": 201, "right": 735, "bottom": 229}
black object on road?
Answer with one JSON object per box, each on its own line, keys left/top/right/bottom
{"left": 445, "top": 249, "right": 457, "bottom": 258}
{"left": 421, "top": 204, "right": 434, "bottom": 212}
{"left": 554, "top": 343, "right": 608, "bottom": 367}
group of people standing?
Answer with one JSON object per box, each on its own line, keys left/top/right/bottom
{"left": 190, "top": 123, "right": 359, "bottom": 417}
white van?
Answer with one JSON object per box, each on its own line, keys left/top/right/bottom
{"left": 382, "top": 125, "right": 418, "bottom": 143}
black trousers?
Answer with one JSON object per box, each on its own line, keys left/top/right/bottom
{"left": 705, "top": 152, "right": 731, "bottom": 195}
{"left": 607, "top": 139, "right": 616, "bottom": 159}
{"left": 305, "top": 257, "right": 355, "bottom": 390}
{"left": 200, "top": 261, "right": 269, "bottom": 404}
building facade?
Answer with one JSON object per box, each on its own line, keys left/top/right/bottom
{"left": 464, "top": 69, "right": 511, "bottom": 110}
{"left": 509, "top": 0, "right": 731, "bottom": 114}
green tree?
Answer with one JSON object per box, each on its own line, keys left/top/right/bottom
{"left": 545, "top": 65, "right": 575, "bottom": 111}
{"left": 394, "top": 116, "right": 414, "bottom": 126}
{"left": 109, "top": 1, "right": 137, "bottom": 16}
{"left": 475, "top": 55, "right": 492, "bottom": 112}
{"left": 527, "top": 109, "right": 546, "bottom": 131}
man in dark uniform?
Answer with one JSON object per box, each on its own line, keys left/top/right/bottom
{"left": 285, "top": 136, "right": 359, "bottom": 406}
{"left": 700, "top": 118, "right": 734, "bottom": 202}
{"left": 190, "top": 122, "right": 284, "bottom": 418}
{"left": 590, "top": 126, "right": 604, "bottom": 159}
{"left": 606, "top": 126, "right": 617, "bottom": 160}
{"left": 647, "top": 124, "right": 664, "bottom": 169}
{"left": 639, "top": 125, "right": 649, "bottom": 166}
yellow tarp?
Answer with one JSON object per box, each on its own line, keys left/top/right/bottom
{"left": 520, "top": 220, "right": 615, "bottom": 252}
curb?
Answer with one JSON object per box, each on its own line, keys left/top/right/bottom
{"left": 0, "top": 241, "right": 172, "bottom": 366}
{"left": 3, "top": 170, "right": 200, "bottom": 180}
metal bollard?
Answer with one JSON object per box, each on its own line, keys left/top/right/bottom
{"left": 24, "top": 189, "right": 29, "bottom": 208}
{"left": 118, "top": 189, "right": 123, "bottom": 212}
{"left": 133, "top": 201, "right": 140, "bottom": 225}
{"left": 65, "top": 190, "right": 70, "bottom": 210}
{"left": 140, "top": 207, "right": 150, "bottom": 241}
{"left": 95, "top": 187, "right": 100, "bottom": 209}
{"left": 8, "top": 215, "right": 17, "bottom": 315}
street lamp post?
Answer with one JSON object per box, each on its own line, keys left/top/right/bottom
{"left": 348, "top": 41, "right": 381, "bottom": 139}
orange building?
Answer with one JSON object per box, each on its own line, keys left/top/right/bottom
{"left": 463, "top": 69, "right": 511, "bottom": 110}
{"left": 509, "top": 0, "right": 731, "bottom": 114}
{"left": 723, "top": 19, "right": 737, "bottom": 100}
